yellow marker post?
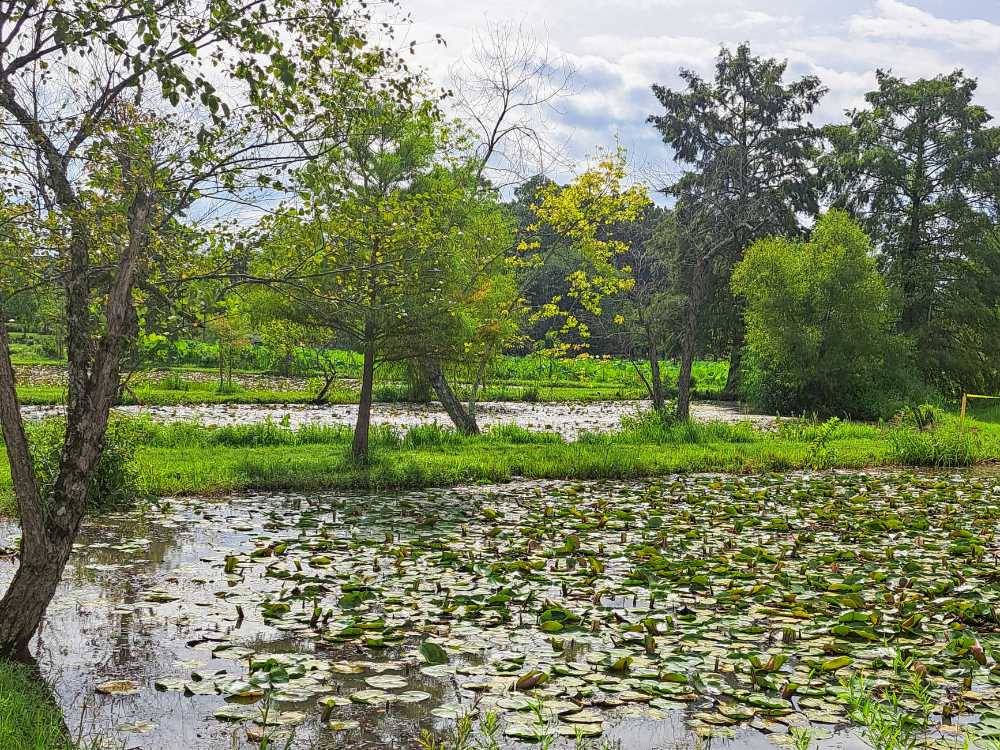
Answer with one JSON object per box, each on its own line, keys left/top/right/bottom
{"left": 960, "top": 393, "right": 1000, "bottom": 429}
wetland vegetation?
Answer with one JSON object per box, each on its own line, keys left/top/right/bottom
{"left": 3, "top": 473, "right": 1000, "bottom": 750}
{"left": 2, "top": 1, "right": 1000, "bottom": 749}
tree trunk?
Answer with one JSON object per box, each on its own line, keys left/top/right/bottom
{"left": 638, "top": 309, "right": 664, "bottom": 411}
{"left": 725, "top": 331, "right": 743, "bottom": 396}
{"left": 677, "top": 258, "right": 707, "bottom": 421}
{"left": 422, "top": 358, "right": 480, "bottom": 435}
{"left": 313, "top": 371, "right": 336, "bottom": 404}
{"left": 0, "top": 511, "right": 82, "bottom": 661}
{"left": 648, "top": 343, "right": 665, "bottom": 412}
{"left": 352, "top": 342, "right": 375, "bottom": 462}
{"left": 0, "top": 177, "right": 151, "bottom": 661}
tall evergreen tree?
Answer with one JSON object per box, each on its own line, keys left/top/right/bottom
{"left": 649, "top": 43, "right": 826, "bottom": 417}
{"left": 824, "top": 70, "right": 1000, "bottom": 392}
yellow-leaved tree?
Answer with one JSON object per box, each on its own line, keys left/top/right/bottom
{"left": 517, "top": 148, "right": 650, "bottom": 357}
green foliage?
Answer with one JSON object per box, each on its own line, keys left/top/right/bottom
{"left": 893, "top": 404, "right": 944, "bottom": 432}
{"left": 649, "top": 43, "right": 829, "bottom": 382}
{"left": 806, "top": 417, "right": 841, "bottom": 469}
{"left": 27, "top": 418, "right": 142, "bottom": 513}
{"left": 733, "top": 211, "right": 915, "bottom": 419}
{"left": 517, "top": 149, "right": 651, "bottom": 355}
{"left": 483, "top": 424, "right": 563, "bottom": 444}
{"left": 4, "top": 414, "right": 1000, "bottom": 510}
{"left": 401, "top": 423, "right": 465, "bottom": 449}
{"left": 580, "top": 408, "right": 758, "bottom": 445}
{"left": 824, "top": 69, "right": 1000, "bottom": 393}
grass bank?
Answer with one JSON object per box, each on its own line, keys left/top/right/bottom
{"left": 11, "top": 349, "right": 732, "bottom": 405}
{"left": 0, "top": 661, "right": 71, "bottom": 750}
{"left": 14, "top": 381, "right": 652, "bottom": 406}
{"left": 3, "top": 413, "right": 997, "bottom": 515}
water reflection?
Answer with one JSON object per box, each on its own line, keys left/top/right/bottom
{"left": 20, "top": 400, "right": 774, "bottom": 441}
{"left": 1, "top": 473, "right": 992, "bottom": 750}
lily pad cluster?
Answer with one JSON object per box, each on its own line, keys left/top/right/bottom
{"left": 97, "top": 473, "right": 1000, "bottom": 748}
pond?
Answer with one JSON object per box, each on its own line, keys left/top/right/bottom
{"left": 2, "top": 472, "right": 999, "bottom": 750}
{"left": 20, "top": 400, "right": 774, "bottom": 440}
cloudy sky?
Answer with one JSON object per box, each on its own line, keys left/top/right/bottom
{"left": 401, "top": 0, "right": 1000, "bottom": 185}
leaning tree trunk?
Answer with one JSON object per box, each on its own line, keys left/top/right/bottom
{"left": 351, "top": 340, "right": 375, "bottom": 462}
{"left": 313, "top": 370, "right": 336, "bottom": 404}
{"left": 421, "top": 358, "right": 480, "bottom": 435}
{"left": 0, "top": 502, "right": 85, "bottom": 662}
{"left": 677, "top": 258, "right": 708, "bottom": 421}
{"left": 0, "top": 178, "right": 151, "bottom": 661}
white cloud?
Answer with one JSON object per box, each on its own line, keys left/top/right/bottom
{"left": 403, "top": 0, "right": 1000, "bottom": 186}
{"left": 849, "top": 0, "right": 1000, "bottom": 52}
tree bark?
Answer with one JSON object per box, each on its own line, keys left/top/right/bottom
{"left": 725, "top": 331, "right": 743, "bottom": 396}
{"left": 677, "top": 257, "right": 707, "bottom": 421}
{"left": 0, "top": 174, "right": 151, "bottom": 661}
{"left": 648, "top": 342, "right": 665, "bottom": 412}
{"left": 422, "top": 358, "right": 480, "bottom": 435}
{"left": 352, "top": 341, "right": 375, "bottom": 462}
{"left": 313, "top": 372, "right": 336, "bottom": 404}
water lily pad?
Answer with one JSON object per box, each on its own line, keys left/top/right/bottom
{"left": 557, "top": 722, "right": 603, "bottom": 737}
{"left": 364, "top": 675, "right": 408, "bottom": 690}
{"left": 504, "top": 722, "right": 548, "bottom": 740}
{"left": 431, "top": 704, "right": 468, "bottom": 720}
{"left": 214, "top": 705, "right": 257, "bottom": 722}
{"left": 153, "top": 677, "right": 187, "bottom": 692}
{"left": 349, "top": 689, "right": 395, "bottom": 705}
{"left": 398, "top": 690, "right": 432, "bottom": 703}
{"left": 95, "top": 680, "right": 140, "bottom": 696}
{"left": 328, "top": 720, "right": 360, "bottom": 731}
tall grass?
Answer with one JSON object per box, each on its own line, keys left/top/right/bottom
{"left": 0, "top": 661, "right": 71, "bottom": 750}
{"left": 887, "top": 423, "right": 984, "bottom": 467}
{"left": 3, "top": 411, "right": 998, "bottom": 515}
{"left": 579, "top": 409, "right": 760, "bottom": 445}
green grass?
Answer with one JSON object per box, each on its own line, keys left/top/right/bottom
{"left": 4, "top": 414, "right": 997, "bottom": 516}
{"left": 10, "top": 340, "right": 733, "bottom": 405}
{"left": 14, "top": 378, "right": 722, "bottom": 407}
{"left": 0, "top": 661, "right": 71, "bottom": 750}
{"left": 14, "top": 384, "right": 353, "bottom": 407}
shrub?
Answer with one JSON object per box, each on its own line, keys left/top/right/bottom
{"left": 27, "top": 417, "right": 142, "bottom": 512}
{"left": 732, "top": 210, "right": 918, "bottom": 419}
{"left": 806, "top": 417, "right": 840, "bottom": 469}
{"left": 892, "top": 403, "right": 943, "bottom": 431}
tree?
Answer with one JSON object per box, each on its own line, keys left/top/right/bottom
{"left": 601, "top": 205, "right": 679, "bottom": 410}
{"left": 823, "top": 70, "right": 1000, "bottom": 392}
{"left": 649, "top": 43, "right": 826, "bottom": 417}
{"left": 413, "top": 22, "right": 575, "bottom": 434}
{"left": 732, "top": 211, "right": 912, "bottom": 418}
{"left": 0, "top": 0, "right": 397, "bottom": 662}
{"left": 518, "top": 150, "right": 651, "bottom": 355}
{"left": 252, "top": 98, "right": 511, "bottom": 458}
{"left": 450, "top": 20, "right": 575, "bottom": 189}
{"left": 410, "top": 164, "right": 520, "bottom": 433}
